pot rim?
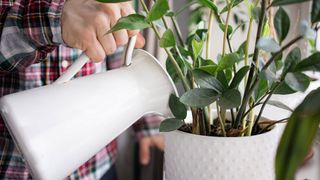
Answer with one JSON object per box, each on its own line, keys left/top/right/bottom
{"left": 163, "top": 124, "right": 279, "bottom": 140}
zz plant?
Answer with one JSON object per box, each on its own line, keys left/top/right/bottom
{"left": 100, "top": 0, "right": 320, "bottom": 179}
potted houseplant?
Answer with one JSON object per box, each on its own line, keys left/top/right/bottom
{"left": 100, "top": 0, "right": 320, "bottom": 179}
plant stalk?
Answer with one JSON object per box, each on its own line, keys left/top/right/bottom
{"left": 234, "top": 0, "right": 267, "bottom": 128}
{"left": 139, "top": 0, "right": 191, "bottom": 91}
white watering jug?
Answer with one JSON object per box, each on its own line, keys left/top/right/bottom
{"left": 0, "top": 37, "right": 177, "bottom": 180}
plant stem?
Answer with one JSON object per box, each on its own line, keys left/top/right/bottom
{"left": 252, "top": 82, "right": 281, "bottom": 133}
{"left": 245, "top": 100, "right": 255, "bottom": 136}
{"left": 206, "top": 0, "right": 215, "bottom": 125}
{"left": 222, "top": 0, "right": 233, "bottom": 56}
{"left": 139, "top": 0, "right": 191, "bottom": 91}
{"left": 217, "top": 104, "right": 227, "bottom": 137}
{"left": 234, "top": 0, "right": 267, "bottom": 128}
{"left": 206, "top": 8, "right": 214, "bottom": 59}
{"left": 171, "top": 16, "right": 184, "bottom": 46}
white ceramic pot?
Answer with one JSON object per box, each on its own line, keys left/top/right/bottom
{"left": 164, "top": 113, "right": 282, "bottom": 180}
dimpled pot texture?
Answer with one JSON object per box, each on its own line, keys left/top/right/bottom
{"left": 163, "top": 116, "right": 282, "bottom": 180}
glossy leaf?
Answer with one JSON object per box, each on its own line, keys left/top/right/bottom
{"left": 254, "top": 79, "right": 268, "bottom": 100}
{"left": 160, "top": 118, "right": 184, "bottom": 132}
{"left": 295, "top": 52, "right": 320, "bottom": 72}
{"left": 273, "top": 81, "right": 297, "bottom": 95}
{"left": 229, "top": 66, "right": 250, "bottom": 89}
{"left": 198, "top": 65, "right": 218, "bottom": 76}
{"left": 256, "top": 37, "right": 281, "bottom": 53}
{"left": 274, "top": 7, "right": 290, "bottom": 43}
{"left": 266, "top": 100, "right": 293, "bottom": 112}
{"left": 271, "top": 0, "right": 310, "bottom": 6}
{"left": 276, "top": 88, "right": 320, "bottom": 180}
{"left": 160, "top": 29, "right": 176, "bottom": 48}
{"left": 147, "top": 0, "right": 169, "bottom": 21}
{"left": 311, "top": 0, "right": 320, "bottom": 23}
{"left": 284, "top": 72, "right": 310, "bottom": 92}
{"left": 218, "top": 53, "right": 240, "bottom": 71}
{"left": 192, "top": 38, "right": 204, "bottom": 60}
{"left": 198, "top": 0, "right": 219, "bottom": 14}
{"left": 219, "top": 23, "right": 233, "bottom": 35}
{"left": 169, "top": 94, "right": 187, "bottom": 119}
{"left": 180, "top": 88, "right": 219, "bottom": 107}
{"left": 108, "top": 14, "right": 150, "bottom": 33}
{"left": 220, "top": 0, "right": 244, "bottom": 14}
{"left": 193, "top": 70, "right": 225, "bottom": 93}
{"left": 282, "top": 47, "right": 301, "bottom": 76}
{"left": 217, "top": 89, "right": 242, "bottom": 109}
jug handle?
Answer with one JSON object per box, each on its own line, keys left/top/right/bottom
{"left": 53, "top": 35, "right": 137, "bottom": 84}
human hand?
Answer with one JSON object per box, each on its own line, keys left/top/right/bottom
{"left": 139, "top": 135, "right": 164, "bottom": 165}
{"left": 61, "top": 0, "right": 145, "bottom": 62}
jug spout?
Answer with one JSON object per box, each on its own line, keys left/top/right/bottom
{"left": 0, "top": 49, "right": 177, "bottom": 180}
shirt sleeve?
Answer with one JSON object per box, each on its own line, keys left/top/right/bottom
{"left": 132, "top": 114, "right": 163, "bottom": 140}
{"left": 0, "top": 0, "right": 65, "bottom": 74}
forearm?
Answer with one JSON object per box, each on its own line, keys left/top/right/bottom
{"left": 0, "top": 0, "right": 65, "bottom": 74}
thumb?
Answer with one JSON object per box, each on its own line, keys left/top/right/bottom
{"left": 139, "top": 138, "right": 151, "bottom": 165}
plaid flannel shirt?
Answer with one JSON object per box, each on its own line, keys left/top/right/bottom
{"left": 0, "top": 0, "right": 161, "bottom": 179}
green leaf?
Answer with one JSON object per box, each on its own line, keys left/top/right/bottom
{"left": 266, "top": 100, "right": 293, "bottom": 112}
{"left": 97, "top": 0, "right": 130, "bottom": 2}
{"left": 193, "top": 69, "right": 225, "bottom": 93}
{"left": 180, "top": 88, "right": 219, "bottom": 107}
{"left": 254, "top": 79, "right": 268, "bottom": 100}
{"left": 166, "top": 56, "right": 186, "bottom": 82}
{"left": 282, "top": 47, "right": 301, "bottom": 76}
{"left": 284, "top": 72, "right": 310, "bottom": 92}
{"left": 217, "top": 71, "right": 229, "bottom": 88}
{"left": 147, "top": 0, "right": 169, "bottom": 21}
{"left": 274, "top": 7, "right": 290, "bottom": 43}
{"left": 219, "top": 23, "right": 233, "bottom": 35}
{"left": 229, "top": 66, "right": 250, "bottom": 89}
{"left": 198, "top": 0, "right": 219, "bottom": 14}
{"left": 160, "top": 29, "right": 176, "bottom": 48}
{"left": 217, "top": 89, "right": 242, "bottom": 109}
{"left": 160, "top": 118, "right": 184, "bottom": 132}
{"left": 192, "top": 39, "right": 204, "bottom": 60}
{"left": 108, "top": 14, "right": 150, "bottom": 33}
{"left": 169, "top": 94, "right": 187, "bottom": 119}
{"left": 273, "top": 81, "right": 297, "bottom": 95}
{"left": 311, "top": 0, "right": 320, "bottom": 23}
{"left": 220, "top": 0, "right": 244, "bottom": 14}
{"left": 218, "top": 53, "right": 240, "bottom": 71}
{"left": 198, "top": 65, "right": 218, "bottom": 76}
{"left": 165, "top": 11, "right": 175, "bottom": 17}
{"left": 276, "top": 88, "right": 320, "bottom": 180}
{"left": 295, "top": 52, "right": 320, "bottom": 72}
{"left": 256, "top": 37, "right": 281, "bottom": 53}
{"left": 271, "top": 0, "right": 310, "bottom": 6}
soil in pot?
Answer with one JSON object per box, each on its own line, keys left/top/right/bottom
{"left": 179, "top": 118, "right": 273, "bottom": 137}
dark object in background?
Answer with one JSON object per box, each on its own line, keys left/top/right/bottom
{"left": 134, "top": 145, "right": 164, "bottom": 180}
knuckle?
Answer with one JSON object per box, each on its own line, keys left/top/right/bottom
{"left": 116, "top": 37, "right": 128, "bottom": 46}
{"left": 105, "top": 45, "right": 117, "bottom": 55}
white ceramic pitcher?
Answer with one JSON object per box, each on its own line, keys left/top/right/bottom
{"left": 0, "top": 37, "right": 177, "bottom": 180}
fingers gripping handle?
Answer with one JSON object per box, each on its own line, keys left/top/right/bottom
{"left": 54, "top": 36, "right": 137, "bottom": 84}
